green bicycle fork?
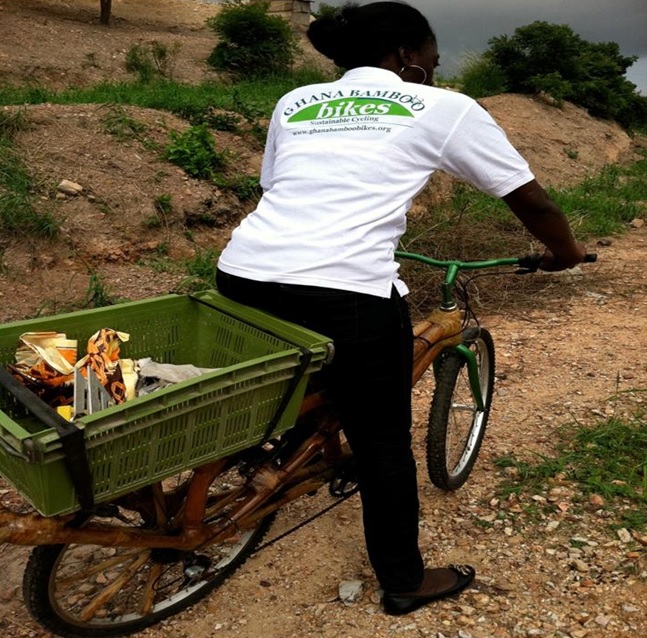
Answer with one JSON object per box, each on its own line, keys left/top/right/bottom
{"left": 451, "top": 343, "right": 485, "bottom": 411}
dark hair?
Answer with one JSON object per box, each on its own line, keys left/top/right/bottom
{"left": 307, "top": 1, "right": 435, "bottom": 69}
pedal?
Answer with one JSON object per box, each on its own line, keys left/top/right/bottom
{"left": 329, "top": 463, "right": 359, "bottom": 498}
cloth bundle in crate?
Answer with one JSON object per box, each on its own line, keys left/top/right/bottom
{"left": 0, "top": 291, "right": 331, "bottom": 516}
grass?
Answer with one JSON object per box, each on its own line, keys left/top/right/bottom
{"left": 173, "top": 248, "right": 221, "bottom": 293}
{"left": 399, "top": 149, "right": 647, "bottom": 313}
{"left": 215, "top": 173, "right": 262, "bottom": 202}
{"left": 0, "top": 110, "right": 60, "bottom": 238}
{"left": 125, "top": 41, "right": 181, "bottom": 83}
{"left": 153, "top": 193, "right": 173, "bottom": 217}
{"left": 101, "top": 104, "right": 149, "bottom": 142}
{"left": 164, "top": 124, "right": 227, "bottom": 178}
{"left": 82, "top": 270, "right": 117, "bottom": 308}
{"left": 0, "top": 73, "right": 323, "bottom": 245}
{"left": 494, "top": 413, "right": 647, "bottom": 531}
{"left": 547, "top": 156, "right": 647, "bottom": 236}
{"left": 2, "top": 69, "right": 643, "bottom": 245}
{"left": 0, "top": 67, "right": 333, "bottom": 121}
{"left": 401, "top": 164, "right": 644, "bottom": 312}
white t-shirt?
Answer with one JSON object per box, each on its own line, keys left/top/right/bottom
{"left": 218, "top": 67, "right": 534, "bottom": 298}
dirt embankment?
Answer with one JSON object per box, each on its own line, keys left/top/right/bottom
{"left": 0, "top": 1, "right": 639, "bottom": 322}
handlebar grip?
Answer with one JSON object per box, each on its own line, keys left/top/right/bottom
{"left": 516, "top": 253, "right": 542, "bottom": 273}
{"left": 516, "top": 252, "right": 598, "bottom": 274}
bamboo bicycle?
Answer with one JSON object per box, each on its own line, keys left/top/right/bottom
{"left": 0, "top": 250, "right": 595, "bottom": 637}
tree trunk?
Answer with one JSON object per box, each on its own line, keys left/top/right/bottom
{"left": 100, "top": 0, "right": 112, "bottom": 25}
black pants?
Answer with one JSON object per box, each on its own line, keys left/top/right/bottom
{"left": 216, "top": 270, "right": 424, "bottom": 592}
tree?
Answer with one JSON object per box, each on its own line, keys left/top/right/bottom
{"left": 312, "top": 2, "right": 339, "bottom": 19}
{"left": 100, "top": 0, "right": 111, "bottom": 25}
{"left": 484, "top": 21, "right": 647, "bottom": 130}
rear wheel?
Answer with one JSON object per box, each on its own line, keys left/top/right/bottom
{"left": 23, "top": 466, "right": 272, "bottom": 637}
{"left": 426, "top": 327, "right": 495, "bottom": 491}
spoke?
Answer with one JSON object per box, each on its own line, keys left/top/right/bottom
{"left": 152, "top": 482, "right": 169, "bottom": 527}
{"left": 140, "top": 561, "right": 163, "bottom": 616}
{"left": 451, "top": 403, "right": 476, "bottom": 411}
{"left": 56, "top": 550, "right": 142, "bottom": 587}
{"left": 79, "top": 551, "right": 151, "bottom": 621}
{"left": 203, "top": 486, "right": 246, "bottom": 522}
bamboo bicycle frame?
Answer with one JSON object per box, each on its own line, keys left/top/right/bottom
{"left": 0, "top": 253, "right": 531, "bottom": 551}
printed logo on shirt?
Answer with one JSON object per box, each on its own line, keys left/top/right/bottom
{"left": 282, "top": 89, "right": 427, "bottom": 135}
{"left": 287, "top": 98, "right": 414, "bottom": 122}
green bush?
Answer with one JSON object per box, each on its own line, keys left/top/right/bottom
{"left": 202, "top": 110, "right": 241, "bottom": 131}
{"left": 125, "top": 41, "right": 180, "bottom": 83}
{"left": 206, "top": 1, "right": 299, "bottom": 78}
{"left": 484, "top": 21, "right": 647, "bottom": 130}
{"left": 459, "top": 53, "right": 507, "bottom": 98}
{"left": 164, "top": 124, "right": 225, "bottom": 179}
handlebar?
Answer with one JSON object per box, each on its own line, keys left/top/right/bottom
{"left": 395, "top": 250, "right": 597, "bottom": 274}
{"left": 395, "top": 250, "right": 598, "bottom": 308}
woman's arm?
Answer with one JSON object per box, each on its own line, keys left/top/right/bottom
{"left": 502, "top": 179, "right": 587, "bottom": 271}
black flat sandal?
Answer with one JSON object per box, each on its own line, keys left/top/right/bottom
{"left": 382, "top": 564, "right": 476, "bottom": 616}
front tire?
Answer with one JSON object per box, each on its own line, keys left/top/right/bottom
{"left": 426, "top": 327, "right": 495, "bottom": 491}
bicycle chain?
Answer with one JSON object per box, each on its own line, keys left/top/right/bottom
{"left": 251, "top": 489, "right": 357, "bottom": 555}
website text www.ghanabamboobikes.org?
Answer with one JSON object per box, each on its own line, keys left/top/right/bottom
{"left": 292, "top": 123, "right": 392, "bottom": 135}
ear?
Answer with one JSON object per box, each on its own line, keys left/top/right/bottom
{"left": 398, "top": 46, "right": 415, "bottom": 66}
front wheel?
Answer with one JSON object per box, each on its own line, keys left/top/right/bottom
{"left": 426, "top": 327, "right": 495, "bottom": 491}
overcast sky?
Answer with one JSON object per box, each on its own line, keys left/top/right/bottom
{"left": 312, "top": 0, "right": 647, "bottom": 93}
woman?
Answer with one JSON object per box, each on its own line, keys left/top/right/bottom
{"left": 217, "top": 1, "right": 586, "bottom": 615}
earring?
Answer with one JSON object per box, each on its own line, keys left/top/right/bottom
{"left": 398, "top": 64, "right": 428, "bottom": 85}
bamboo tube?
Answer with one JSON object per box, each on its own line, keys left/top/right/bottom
{"left": 298, "top": 390, "right": 328, "bottom": 415}
{"left": 412, "top": 343, "right": 446, "bottom": 385}
{"left": 412, "top": 320, "right": 432, "bottom": 337}
{"left": 411, "top": 307, "right": 463, "bottom": 385}
{"left": 413, "top": 324, "right": 446, "bottom": 359}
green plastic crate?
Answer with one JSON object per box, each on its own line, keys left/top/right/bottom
{"left": 0, "top": 290, "right": 331, "bottom": 516}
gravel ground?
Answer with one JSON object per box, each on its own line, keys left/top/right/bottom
{"left": 1, "top": 228, "right": 646, "bottom": 638}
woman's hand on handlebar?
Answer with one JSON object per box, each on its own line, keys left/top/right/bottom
{"left": 538, "top": 242, "right": 588, "bottom": 272}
